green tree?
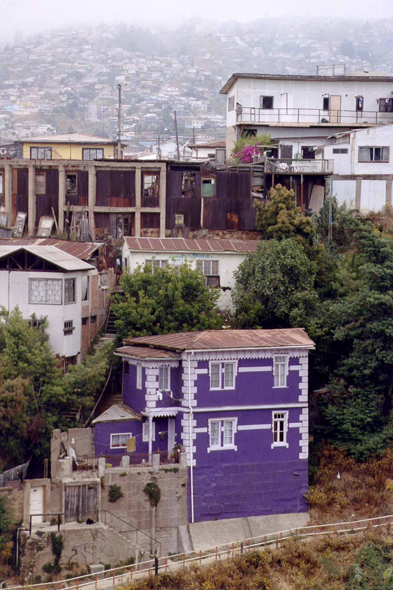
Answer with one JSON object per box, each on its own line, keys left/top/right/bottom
{"left": 112, "top": 263, "right": 223, "bottom": 339}
{"left": 233, "top": 239, "right": 319, "bottom": 329}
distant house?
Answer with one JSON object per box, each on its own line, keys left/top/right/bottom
{"left": 187, "top": 140, "right": 226, "bottom": 164}
{"left": 93, "top": 328, "right": 314, "bottom": 524}
{"left": 0, "top": 241, "right": 117, "bottom": 362}
{"left": 121, "top": 237, "right": 258, "bottom": 311}
{"left": 16, "top": 133, "right": 122, "bottom": 160}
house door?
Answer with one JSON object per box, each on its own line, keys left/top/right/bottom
{"left": 64, "top": 484, "right": 98, "bottom": 523}
{"left": 30, "top": 485, "right": 44, "bottom": 524}
{"left": 329, "top": 96, "right": 341, "bottom": 123}
{"left": 168, "top": 418, "right": 176, "bottom": 454}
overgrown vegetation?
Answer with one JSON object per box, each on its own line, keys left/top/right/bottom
{"left": 112, "top": 263, "right": 223, "bottom": 340}
{"left": 231, "top": 132, "right": 273, "bottom": 164}
{"left": 123, "top": 529, "right": 393, "bottom": 590}
{"left": 0, "top": 309, "right": 113, "bottom": 469}
{"left": 108, "top": 484, "right": 124, "bottom": 503}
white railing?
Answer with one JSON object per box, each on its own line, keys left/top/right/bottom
{"left": 8, "top": 513, "right": 393, "bottom": 590}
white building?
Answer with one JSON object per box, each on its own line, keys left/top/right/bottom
{"left": 220, "top": 69, "right": 393, "bottom": 156}
{"left": 323, "top": 124, "right": 393, "bottom": 212}
{"left": 122, "top": 237, "right": 258, "bottom": 311}
{"left": 0, "top": 245, "right": 93, "bottom": 362}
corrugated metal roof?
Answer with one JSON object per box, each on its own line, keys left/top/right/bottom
{"left": 122, "top": 329, "right": 315, "bottom": 352}
{"left": 116, "top": 346, "right": 181, "bottom": 360}
{"left": 0, "top": 245, "right": 94, "bottom": 271}
{"left": 124, "top": 237, "right": 258, "bottom": 254}
{"left": 92, "top": 403, "right": 141, "bottom": 424}
{"left": 0, "top": 238, "right": 100, "bottom": 261}
{"left": 20, "top": 133, "right": 116, "bottom": 145}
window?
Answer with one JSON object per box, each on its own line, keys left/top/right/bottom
{"left": 110, "top": 433, "right": 131, "bottom": 449}
{"left": 228, "top": 96, "right": 235, "bottom": 112}
{"left": 333, "top": 148, "right": 349, "bottom": 154}
{"left": 322, "top": 96, "right": 329, "bottom": 111}
{"left": 301, "top": 146, "right": 315, "bottom": 160}
{"left": 209, "top": 361, "right": 237, "bottom": 390}
{"left": 35, "top": 172, "right": 46, "bottom": 194}
{"left": 142, "top": 173, "right": 160, "bottom": 198}
{"left": 100, "top": 273, "right": 108, "bottom": 287}
{"left": 90, "top": 314, "right": 97, "bottom": 324}
{"left": 82, "top": 148, "right": 104, "bottom": 160}
{"left": 356, "top": 96, "right": 364, "bottom": 112}
{"left": 66, "top": 173, "right": 77, "bottom": 194}
{"left": 359, "top": 147, "right": 389, "bottom": 162}
{"left": 272, "top": 412, "right": 288, "bottom": 448}
{"left": 0, "top": 172, "right": 3, "bottom": 195}
{"left": 28, "top": 318, "right": 44, "bottom": 329}
{"left": 30, "top": 147, "right": 52, "bottom": 160}
{"left": 64, "top": 320, "right": 74, "bottom": 335}
{"left": 137, "top": 364, "right": 142, "bottom": 389}
{"left": 260, "top": 96, "right": 274, "bottom": 109}
{"left": 146, "top": 259, "right": 167, "bottom": 269}
{"left": 124, "top": 361, "right": 129, "bottom": 375}
{"left": 82, "top": 317, "right": 89, "bottom": 326}
{"left": 201, "top": 176, "right": 215, "bottom": 197}
{"left": 142, "top": 421, "right": 156, "bottom": 442}
{"left": 159, "top": 366, "right": 170, "bottom": 391}
{"left": 196, "top": 259, "right": 219, "bottom": 276}
{"left": 64, "top": 278, "right": 76, "bottom": 304}
{"left": 208, "top": 419, "right": 237, "bottom": 451}
{"left": 274, "top": 356, "right": 288, "bottom": 387}
{"left": 181, "top": 172, "right": 196, "bottom": 198}
{"left": 379, "top": 98, "right": 393, "bottom": 113}
{"left": 29, "top": 278, "right": 62, "bottom": 304}
{"left": 81, "top": 276, "right": 89, "bottom": 301}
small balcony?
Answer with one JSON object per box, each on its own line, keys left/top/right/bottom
{"left": 236, "top": 106, "right": 393, "bottom": 126}
{"left": 265, "top": 158, "right": 334, "bottom": 175}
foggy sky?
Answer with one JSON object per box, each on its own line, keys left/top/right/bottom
{"left": 0, "top": 0, "right": 392, "bottom": 44}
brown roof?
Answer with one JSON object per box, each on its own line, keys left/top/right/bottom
{"left": 116, "top": 346, "right": 181, "bottom": 360}
{"left": 0, "top": 238, "right": 100, "bottom": 261}
{"left": 122, "top": 329, "right": 314, "bottom": 352}
{"left": 124, "top": 237, "right": 258, "bottom": 254}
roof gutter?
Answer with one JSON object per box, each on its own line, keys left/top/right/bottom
{"left": 183, "top": 344, "right": 315, "bottom": 354}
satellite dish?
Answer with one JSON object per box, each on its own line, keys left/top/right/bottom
{"left": 0, "top": 148, "right": 6, "bottom": 156}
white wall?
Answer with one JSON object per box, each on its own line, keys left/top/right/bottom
{"left": 228, "top": 77, "right": 393, "bottom": 126}
{"left": 332, "top": 179, "right": 357, "bottom": 207}
{"left": 122, "top": 250, "right": 248, "bottom": 311}
{"left": 352, "top": 126, "right": 393, "bottom": 175}
{"left": 324, "top": 143, "right": 351, "bottom": 175}
{"left": 361, "top": 180, "right": 387, "bottom": 212}
{"left": 0, "top": 270, "right": 88, "bottom": 358}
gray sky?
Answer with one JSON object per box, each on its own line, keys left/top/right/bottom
{"left": 0, "top": 0, "right": 392, "bottom": 43}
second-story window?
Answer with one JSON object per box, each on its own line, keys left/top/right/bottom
{"left": 356, "top": 96, "right": 364, "bottom": 112}
{"left": 63, "top": 320, "right": 74, "bottom": 336}
{"left": 82, "top": 148, "right": 104, "bottom": 160}
{"left": 228, "top": 96, "right": 235, "bottom": 112}
{"left": 159, "top": 366, "right": 170, "bottom": 391}
{"left": 30, "top": 147, "right": 52, "bottom": 160}
{"left": 359, "top": 147, "right": 389, "bottom": 163}
{"left": 81, "top": 276, "right": 89, "bottom": 301}
{"left": 29, "top": 278, "right": 62, "bottom": 304}
{"left": 379, "top": 98, "right": 393, "bottom": 113}
{"left": 208, "top": 418, "right": 237, "bottom": 451}
{"left": 209, "top": 361, "right": 236, "bottom": 390}
{"left": 274, "top": 356, "right": 288, "bottom": 388}
{"left": 137, "top": 364, "right": 142, "bottom": 389}
{"left": 260, "top": 96, "right": 274, "bottom": 109}
{"left": 64, "top": 278, "right": 76, "bottom": 304}
{"left": 322, "top": 96, "right": 330, "bottom": 111}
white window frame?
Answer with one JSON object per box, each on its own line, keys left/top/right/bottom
{"left": 271, "top": 411, "right": 289, "bottom": 449}
{"left": 64, "top": 278, "right": 76, "bottom": 305}
{"left": 273, "top": 355, "right": 288, "bottom": 388}
{"left": 29, "top": 278, "right": 63, "bottom": 305}
{"left": 208, "top": 418, "right": 237, "bottom": 452}
{"left": 142, "top": 421, "right": 156, "bottom": 442}
{"left": 110, "top": 432, "right": 132, "bottom": 449}
{"left": 158, "top": 366, "right": 170, "bottom": 391}
{"left": 209, "top": 361, "right": 237, "bottom": 390}
{"left": 145, "top": 259, "right": 167, "bottom": 269}
{"left": 137, "top": 364, "right": 142, "bottom": 389}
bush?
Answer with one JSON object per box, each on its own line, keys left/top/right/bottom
{"left": 108, "top": 484, "right": 124, "bottom": 503}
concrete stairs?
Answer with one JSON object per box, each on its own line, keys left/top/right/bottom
{"left": 105, "top": 310, "right": 118, "bottom": 335}
{"left": 93, "top": 333, "right": 116, "bottom": 352}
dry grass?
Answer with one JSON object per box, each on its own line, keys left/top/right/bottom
{"left": 308, "top": 445, "right": 393, "bottom": 524}
{"left": 123, "top": 529, "right": 393, "bottom": 590}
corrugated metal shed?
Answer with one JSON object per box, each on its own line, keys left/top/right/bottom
{"left": 0, "top": 238, "right": 100, "bottom": 261}
{"left": 122, "top": 329, "right": 315, "bottom": 352}
{"left": 124, "top": 237, "right": 258, "bottom": 253}
{"left": 0, "top": 245, "right": 94, "bottom": 271}
{"left": 92, "top": 403, "right": 141, "bottom": 424}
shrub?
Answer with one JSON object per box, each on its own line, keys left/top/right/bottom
{"left": 108, "top": 484, "right": 124, "bottom": 503}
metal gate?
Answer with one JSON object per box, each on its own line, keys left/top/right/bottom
{"left": 64, "top": 484, "right": 98, "bottom": 523}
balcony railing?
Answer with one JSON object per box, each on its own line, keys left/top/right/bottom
{"left": 266, "top": 158, "right": 334, "bottom": 174}
{"left": 236, "top": 106, "right": 393, "bottom": 125}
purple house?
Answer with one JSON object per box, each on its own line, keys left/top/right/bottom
{"left": 93, "top": 329, "right": 314, "bottom": 524}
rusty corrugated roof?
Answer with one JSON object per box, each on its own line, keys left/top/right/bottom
{"left": 0, "top": 238, "right": 100, "bottom": 261}
{"left": 116, "top": 346, "right": 181, "bottom": 360}
{"left": 124, "top": 237, "right": 258, "bottom": 254}
{"left": 122, "top": 329, "right": 314, "bottom": 352}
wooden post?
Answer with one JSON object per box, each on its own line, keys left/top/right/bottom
{"left": 113, "top": 570, "right": 115, "bottom": 585}
{"left": 130, "top": 566, "right": 133, "bottom": 580}
{"left": 148, "top": 562, "right": 151, "bottom": 576}
{"left": 264, "top": 536, "right": 267, "bottom": 548}
{"left": 200, "top": 550, "right": 202, "bottom": 565}
{"left": 183, "top": 554, "right": 185, "bottom": 568}
{"left": 165, "top": 558, "right": 168, "bottom": 572}
{"left": 280, "top": 532, "right": 283, "bottom": 547}
{"left": 215, "top": 547, "right": 218, "bottom": 561}
{"left": 95, "top": 575, "right": 97, "bottom": 589}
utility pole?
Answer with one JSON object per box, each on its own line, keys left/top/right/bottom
{"left": 174, "top": 110, "right": 180, "bottom": 161}
{"left": 157, "top": 134, "right": 161, "bottom": 160}
{"left": 117, "top": 84, "right": 122, "bottom": 160}
{"left": 192, "top": 127, "right": 196, "bottom": 145}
